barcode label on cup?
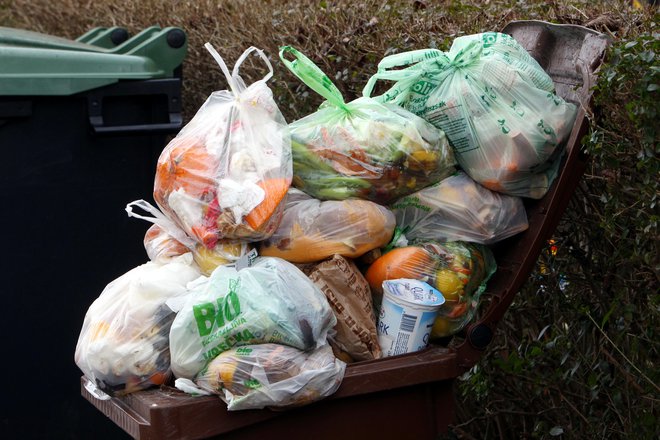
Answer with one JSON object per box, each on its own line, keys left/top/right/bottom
{"left": 400, "top": 313, "right": 417, "bottom": 333}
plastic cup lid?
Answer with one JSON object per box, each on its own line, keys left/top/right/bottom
{"left": 382, "top": 279, "right": 445, "bottom": 307}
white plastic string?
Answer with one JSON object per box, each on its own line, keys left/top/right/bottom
{"left": 232, "top": 46, "right": 274, "bottom": 84}
{"left": 204, "top": 42, "right": 239, "bottom": 95}
{"left": 205, "top": 43, "right": 274, "bottom": 95}
{"left": 125, "top": 199, "right": 197, "bottom": 249}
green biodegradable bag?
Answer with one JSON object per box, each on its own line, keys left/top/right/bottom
{"left": 168, "top": 256, "right": 336, "bottom": 379}
{"left": 279, "top": 46, "right": 455, "bottom": 204}
{"left": 364, "top": 32, "right": 577, "bottom": 199}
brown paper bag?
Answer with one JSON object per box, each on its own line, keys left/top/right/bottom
{"left": 303, "top": 255, "right": 382, "bottom": 362}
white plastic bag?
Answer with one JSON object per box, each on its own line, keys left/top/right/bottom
{"left": 169, "top": 256, "right": 336, "bottom": 379}
{"left": 154, "top": 44, "right": 292, "bottom": 246}
{"left": 127, "top": 199, "right": 249, "bottom": 275}
{"left": 74, "top": 254, "right": 202, "bottom": 395}
{"left": 194, "top": 344, "right": 345, "bottom": 410}
{"left": 391, "top": 171, "right": 528, "bottom": 244}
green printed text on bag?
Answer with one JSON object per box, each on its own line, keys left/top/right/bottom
{"left": 169, "top": 257, "right": 336, "bottom": 380}
{"left": 365, "top": 32, "right": 577, "bottom": 199}
{"left": 193, "top": 280, "right": 242, "bottom": 336}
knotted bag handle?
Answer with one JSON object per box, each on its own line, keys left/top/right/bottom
{"left": 362, "top": 48, "right": 445, "bottom": 98}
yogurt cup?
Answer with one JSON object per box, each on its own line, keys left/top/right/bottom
{"left": 377, "top": 279, "right": 445, "bottom": 357}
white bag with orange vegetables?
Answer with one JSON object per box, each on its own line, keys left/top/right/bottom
{"left": 153, "top": 44, "right": 292, "bottom": 249}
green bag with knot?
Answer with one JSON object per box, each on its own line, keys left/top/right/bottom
{"left": 364, "top": 32, "right": 577, "bottom": 199}
{"left": 279, "top": 46, "right": 455, "bottom": 205}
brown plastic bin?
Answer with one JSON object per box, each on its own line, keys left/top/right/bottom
{"left": 80, "top": 21, "right": 611, "bottom": 440}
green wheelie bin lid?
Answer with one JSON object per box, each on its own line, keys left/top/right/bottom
{"left": 0, "top": 26, "right": 187, "bottom": 96}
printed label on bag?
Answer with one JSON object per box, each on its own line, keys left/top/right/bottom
{"left": 426, "top": 102, "right": 477, "bottom": 154}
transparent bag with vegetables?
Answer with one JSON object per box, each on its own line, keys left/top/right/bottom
{"left": 365, "top": 240, "right": 496, "bottom": 338}
{"left": 259, "top": 189, "right": 395, "bottom": 263}
{"left": 364, "top": 32, "right": 577, "bottom": 199}
{"left": 194, "top": 344, "right": 345, "bottom": 410}
{"left": 391, "top": 171, "right": 528, "bottom": 245}
{"left": 127, "top": 200, "right": 249, "bottom": 276}
{"left": 154, "top": 44, "right": 291, "bottom": 247}
{"left": 74, "top": 254, "right": 201, "bottom": 396}
{"left": 279, "top": 46, "right": 455, "bottom": 204}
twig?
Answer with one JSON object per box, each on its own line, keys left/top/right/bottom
{"left": 570, "top": 5, "right": 589, "bottom": 19}
{"left": 451, "top": 426, "right": 480, "bottom": 440}
{"left": 586, "top": 312, "right": 660, "bottom": 394}
{"left": 559, "top": 391, "right": 591, "bottom": 425}
{"left": 599, "top": 346, "right": 646, "bottom": 394}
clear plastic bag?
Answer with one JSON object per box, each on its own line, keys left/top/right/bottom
{"left": 168, "top": 256, "right": 336, "bottom": 379}
{"left": 128, "top": 199, "right": 249, "bottom": 276}
{"left": 194, "top": 344, "right": 345, "bottom": 410}
{"left": 74, "top": 254, "right": 202, "bottom": 395}
{"left": 364, "top": 240, "right": 496, "bottom": 338}
{"left": 391, "top": 171, "right": 528, "bottom": 244}
{"left": 279, "top": 46, "right": 455, "bottom": 204}
{"left": 364, "top": 32, "right": 577, "bottom": 199}
{"left": 259, "top": 189, "right": 395, "bottom": 263}
{"left": 154, "top": 44, "right": 292, "bottom": 247}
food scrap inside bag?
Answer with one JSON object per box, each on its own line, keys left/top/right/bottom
{"left": 128, "top": 199, "right": 249, "bottom": 276}
{"left": 168, "top": 256, "right": 336, "bottom": 379}
{"left": 154, "top": 44, "right": 292, "bottom": 247}
{"left": 259, "top": 188, "right": 395, "bottom": 263}
{"left": 365, "top": 240, "right": 496, "bottom": 338}
{"left": 279, "top": 46, "right": 455, "bottom": 204}
{"left": 391, "top": 171, "right": 528, "bottom": 245}
{"left": 302, "top": 254, "right": 382, "bottom": 362}
{"left": 74, "top": 254, "right": 202, "bottom": 395}
{"left": 364, "top": 32, "right": 577, "bottom": 199}
{"left": 194, "top": 344, "right": 345, "bottom": 410}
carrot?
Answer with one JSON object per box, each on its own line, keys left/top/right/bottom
{"left": 244, "top": 178, "right": 291, "bottom": 230}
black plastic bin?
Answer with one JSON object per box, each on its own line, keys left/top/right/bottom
{"left": 0, "top": 26, "right": 186, "bottom": 439}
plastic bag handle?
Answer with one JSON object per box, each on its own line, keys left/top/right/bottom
{"left": 279, "top": 46, "right": 349, "bottom": 111}
{"left": 204, "top": 44, "right": 274, "bottom": 95}
{"left": 363, "top": 49, "right": 444, "bottom": 98}
{"left": 232, "top": 46, "right": 274, "bottom": 84}
{"left": 205, "top": 42, "right": 239, "bottom": 95}
{"left": 125, "top": 200, "right": 197, "bottom": 249}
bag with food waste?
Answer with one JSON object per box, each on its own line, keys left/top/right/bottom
{"left": 193, "top": 344, "right": 345, "bottom": 410}
{"left": 153, "top": 44, "right": 291, "bottom": 247}
{"left": 74, "top": 254, "right": 202, "bottom": 395}
{"left": 391, "top": 171, "right": 528, "bottom": 245}
{"left": 128, "top": 200, "right": 249, "bottom": 276}
{"left": 259, "top": 189, "right": 395, "bottom": 263}
{"left": 365, "top": 240, "right": 496, "bottom": 338}
{"left": 364, "top": 32, "right": 577, "bottom": 199}
{"left": 279, "top": 46, "right": 455, "bottom": 204}
{"left": 168, "top": 256, "right": 336, "bottom": 379}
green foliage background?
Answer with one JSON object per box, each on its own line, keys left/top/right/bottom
{"left": 2, "top": 1, "right": 656, "bottom": 438}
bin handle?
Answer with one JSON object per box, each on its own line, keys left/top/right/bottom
{"left": 87, "top": 78, "right": 183, "bottom": 136}
{"left": 89, "top": 118, "right": 183, "bottom": 135}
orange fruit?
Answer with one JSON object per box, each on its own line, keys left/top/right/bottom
{"left": 365, "top": 246, "right": 436, "bottom": 293}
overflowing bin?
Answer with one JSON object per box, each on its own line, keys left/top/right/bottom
{"left": 0, "top": 25, "right": 186, "bottom": 438}
{"left": 74, "top": 20, "right": 612, "bottom": 440}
